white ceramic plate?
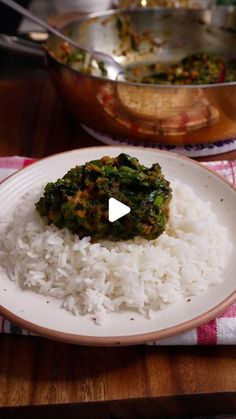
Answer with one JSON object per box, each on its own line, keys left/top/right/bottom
{"left": 0, "top": 146, "right": 235, "bottom": 345}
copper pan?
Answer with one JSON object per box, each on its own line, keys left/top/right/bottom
{"left": 2, "top": 6, "right": 236, "bottom": 145}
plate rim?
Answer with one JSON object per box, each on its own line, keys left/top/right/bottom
{"left": 0, "top": 146, "right": 236, "bottom": 345}
{"left": 1, "top": 292, "right": 236, "bottom": 346}
{"left": 1, "top": 145, "right": 235, "bottom": 191}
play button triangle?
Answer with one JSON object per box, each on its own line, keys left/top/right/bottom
{"left": 108, "top": 198, "right": 131, "bottom": 222}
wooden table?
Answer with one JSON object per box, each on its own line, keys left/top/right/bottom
{"left": 0, "top": 63, "right": 236, "bottom": 417}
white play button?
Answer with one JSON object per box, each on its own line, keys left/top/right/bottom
{"left": 108, "top": 198, "right": 130, "bottom": 222}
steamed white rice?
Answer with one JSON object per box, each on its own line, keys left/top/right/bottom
{"left": 0, "top": 180, "right": 232, "bottom": 324}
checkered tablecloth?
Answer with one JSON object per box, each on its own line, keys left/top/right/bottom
{"left": 0, "top": 156, "right": 236, "bottom": 345}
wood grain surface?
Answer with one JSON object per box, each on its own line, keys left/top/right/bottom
{"left": 0, "top": 65, "right": 236, "bottom": 411}
{"left": 0, "top": 335, "right": 236, "bottom": 409}
{"left": 1, "top": 392, "right": 236, "bottom": 419}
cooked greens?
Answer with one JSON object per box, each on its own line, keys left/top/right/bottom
{"left": 36, "top": 154, "right": 172, "bottom": 241}
{"left": 128, "top": 53, "right": 236, "bottom": 85}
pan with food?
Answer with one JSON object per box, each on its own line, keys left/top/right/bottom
{"left": 2, "top": 7, "right": 236, "bottom": 145}
{"left": 46, "top": 7, "right": 236, "bottom": 144}
{"left": 117, "top": 0, "right": 211, "bottom": 8}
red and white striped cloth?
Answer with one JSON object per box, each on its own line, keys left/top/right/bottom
{"left": 0, "top": 156, "right": 236, "bottom": 345}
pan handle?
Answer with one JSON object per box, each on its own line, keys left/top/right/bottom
{"left": 0, "top": 34, "right": 45, "bottom": 57}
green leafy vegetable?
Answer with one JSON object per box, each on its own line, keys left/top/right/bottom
{"left": 36, "top": 154, "right": 172, "bottom": 241}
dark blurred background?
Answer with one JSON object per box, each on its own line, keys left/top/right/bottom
{"left": 0, "top": 0, "right": 30, "bottom": 34}
{"left": 0, "top": 1, "right": 45, "bottom": 76}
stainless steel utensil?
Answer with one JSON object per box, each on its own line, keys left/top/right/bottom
{"left": 0, "top": 0, "right": 123, "bottom": 80}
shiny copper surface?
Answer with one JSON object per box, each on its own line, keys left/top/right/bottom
{"left": 46, "top": 7, "right": 236, "bottom": 145}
